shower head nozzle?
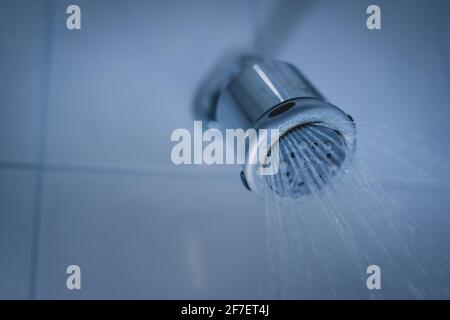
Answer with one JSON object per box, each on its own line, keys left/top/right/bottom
{"left": 265, "top": 122, "right": 348, "bottom": 198}
{"left": 196, "top": 56, "right": 356, "bottom": 198}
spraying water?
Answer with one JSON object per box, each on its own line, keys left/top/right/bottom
{"left": 193, "top": 53, "right": 450, "bottom": 298}
{"left": 262, "top": 122, "right": 450, "bottom": 299}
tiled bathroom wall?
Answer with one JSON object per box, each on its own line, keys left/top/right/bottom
{"left": 0, "top": 0, "right": 449, "bottom": 299}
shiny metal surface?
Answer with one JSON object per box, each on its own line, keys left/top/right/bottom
{"left": 207, "top": 57, "right": 356, "bottom": 197}
{"left": 225, "top": 59, "right": 324, "bottom": 123}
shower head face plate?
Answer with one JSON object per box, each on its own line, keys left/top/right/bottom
{"left": 266, "top": 123, "right": 347, "bottom": 198}
{"left": 243, "top": 98, "right": 356, "bottom": 198}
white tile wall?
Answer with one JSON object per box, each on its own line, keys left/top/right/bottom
{"left": 0, "top": 169, "right": 36, "bottom": 299}
{"left": 0, "top": 0, "right": 449, "bottom": 298}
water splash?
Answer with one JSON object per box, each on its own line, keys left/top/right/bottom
{"left": 263, "top": 122, "right": 450, "bottom": 299}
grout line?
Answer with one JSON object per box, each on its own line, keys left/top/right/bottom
{"left": 0, "top": 159, "right": 239, "bottom": 180}
{"left": 0, "top": 159, "right": 449, "bottom": 191}
{"left": 29, "top": 0, "right": 54, "bottom": 300}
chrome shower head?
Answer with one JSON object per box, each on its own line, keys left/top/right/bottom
{"left": 196, "top": 55, "right": 356, "bottom": 198}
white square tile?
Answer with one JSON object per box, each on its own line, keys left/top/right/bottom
{"left": 45, "top": 0, "right": 254, "bottom": 167}
{"left": 0, "top": 169, "right": 36, "bottom": 299}
{"left": 35, "top": 171, "right": 266, "bottom": 299}
{"left": 0, "top": 1, "right": 47, "bottom": 161}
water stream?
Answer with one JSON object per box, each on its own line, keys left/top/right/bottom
{"left": 263, "top": 123, "right": 450, "bottom": 299}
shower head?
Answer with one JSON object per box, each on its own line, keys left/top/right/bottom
{"left": 196, "top": 55, "right": 356, "bottom": 198}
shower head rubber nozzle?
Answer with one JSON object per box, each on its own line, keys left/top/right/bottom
{"left": 196, "top": 55, "right": 356, "bottom": 198}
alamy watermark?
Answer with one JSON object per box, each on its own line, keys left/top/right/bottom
{"left": 367, "top": 5, "right": 381, "bottom": 30}
{"left": 66, "top": 265, "right": 81, "bottom": 290}
{"left": 66, "top": 5, "right": 81, "bottom": 30}
{"left": 170, "top": 121, "right": 280, "bottom": 175}
{"left": 366, "top": 265, "right": 381, "bottom": 290}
